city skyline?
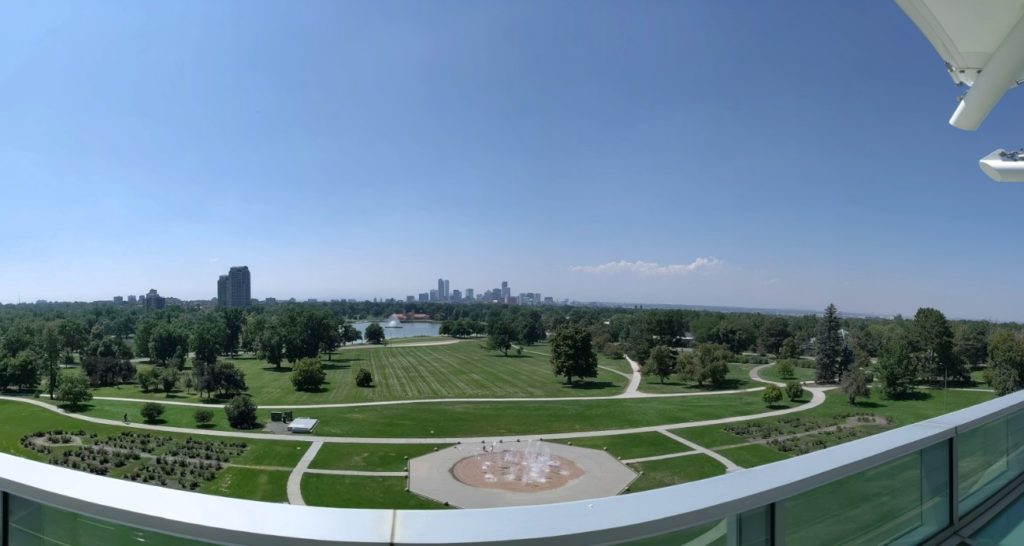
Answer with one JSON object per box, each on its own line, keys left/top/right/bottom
{"left": 4, "top": 2, "right": 1024, "bottom": 320}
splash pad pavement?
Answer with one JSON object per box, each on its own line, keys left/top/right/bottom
{"left": 408, "top": 440, "right": 636, "bottom": 508}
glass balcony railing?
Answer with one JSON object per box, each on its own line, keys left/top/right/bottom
{"left": 2, "top": 390, "right": 1024, "bottom": 545}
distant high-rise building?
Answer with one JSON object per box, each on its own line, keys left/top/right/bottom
{"left": 217, "top": 275, "right": 228, "bottom": 305}
{"left": 437, "top": 278, "right": 445, "bottom": 300}
{"left": 406, "top": 295, "right": 415, "bottom": 302}
{"left": 418, "top": 292, "right": 429, "bottom": 302}
{"left": 443, "top": 279, "right": 450, "bottom": 300}
{"left": 113, "top": 296, "right": 123, "bottom": 304}
{"left": 218, "top": 266, "right": 251, "bottom": 308}
{"left": 429, "top": 289, "right": 439, "bottom": 301}
{"left": 465, "top": 288, "right": 474, "bottom": 301}
{"left": 127, "top": 295, "right": 137, "bottom": 304}
{"left": 451, "top": 289, "right": 462, "bottom": 302}
{"left": 144, "top": 289, "right": 166, "bottom": 310}
{"left": 501, "top": 281, "right": 510, "bottom": 301}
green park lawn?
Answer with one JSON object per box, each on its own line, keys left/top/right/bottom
{"left": 51, "top": 390, "right": 804, "bottom": 438}
{"left": 628, "top": 454, "right": 727, "bottom": 492}
{"left": 310, "top": 443, "right": 449, "bottom": 471}
{"left": 201, "top": 467, "right": 290, "bottom": 503}
{"left": 637, "top": 363, "right": 757, "bottom": 394}
{"left": 551, "top": 432, "right": 690, "bottom": 460}
{"left": 300, "top": 474, "right": 443, "bottom": 509}
{"left": 716, "top": 444, "right": 790, "bottom": 467}
{"left": 757, "top": 363, "right": 817, "bottom": 383}
{"left": 92, "top": 341, "right": 628, "bottom": 405}
{"left": 674, "top": 388, "right": 996, "bottom": 467}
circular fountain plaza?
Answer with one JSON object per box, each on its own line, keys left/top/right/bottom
{"left": 408, "top": 440, "right": 636, "bottom": 508}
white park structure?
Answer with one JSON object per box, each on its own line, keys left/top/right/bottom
{"left": 287, "top": 418, "right": 319, "bottom": 434}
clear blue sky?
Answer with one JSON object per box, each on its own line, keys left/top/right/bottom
{"left": 2, "top": 1, "right": 1023, "bottom": 320}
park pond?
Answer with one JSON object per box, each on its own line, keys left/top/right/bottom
{"left": 352, "top": 318, "right": 441, "bottom": 341}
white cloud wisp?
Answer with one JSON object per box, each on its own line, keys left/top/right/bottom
{"left": 571, "top": 258, "right": 722, "bottom": 276}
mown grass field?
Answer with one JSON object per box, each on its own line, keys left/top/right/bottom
{"left": 628, "top": 454, "right": 726, "bottom": 492}
{"left": 551, "top": 432, "right": 690, "bottom": 460}
{"left": 300, "top": 474, "right": 443, "bottom": 509}
{"left": 53, "top": 390, "right": 804, "bottom": 437}
{"left": 92, "top": 341, "right": 628, "bottom": 405}
{"left": 310, "top": 443, "right": 449, "bottom": 471}
{"left": 757, "top": 363, "right": 816, "bottom": 383}
{"left": 201, "top": 467, "right": 290, "bottom": 503}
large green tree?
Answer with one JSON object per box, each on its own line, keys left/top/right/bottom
{"left": 679, "top": 343, "right": 730, "bottom": 387}
{"left": 875, "top": 341, "right": 918, "bottom": 399}
{"left": 291, "top": 357, "right": 327, "bottom": 392}
{"left": 910, "top": 307, "right": 963, "bottom": 383}
{"left": 644, "top": 345, "right": 678, "bottom": 384}
{"left": 985, "top": 331, "right": 1024, "bottom": 396}
{"left": 815, "top": 304, "right": 848, "bottom": 384}
{"left": 364, "top": 322, "right": 386, "bottom": 345}
{"left": 486, "top": 320, "right": 515, "bottom": 356}
{"left": 549, "top": 324, "right": 598, "bottom": 385}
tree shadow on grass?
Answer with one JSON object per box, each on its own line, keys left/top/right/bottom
{"left": 261, "top": 366, "right": 294, "bottom": 373}
{"left": 58, "top": 403, "right": 94, "bottom": 413}
{"left": 563, "top": 381, "right": 617, "bottom": 391}
{"left": 142, "top": 419, "right": 168, "bottom": 426}
{"left": 896, "top": 391, "right": 933, "bottom": 402}
{"left": 296, "top": 385, "right": 330, "bottom": 394}
{"left": 851, "top": 400, "right": 886, "bottom": 409}
{"left": 196, "top": 423, "right": 217, "bottom": 430}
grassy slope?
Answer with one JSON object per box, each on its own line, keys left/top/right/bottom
{"left": 65, "top": 390, "right": 801, "bottom": 438}
{"left": 310, "top": 443, "right": 449, "bottom": 471}
{"left": 93, "top": 342, "right": 627, "bottom": 405}
{"left": 628, "top": 455, "right": 726, "bottom": 492}
{"left": 201, "top": 467, "right": 290, "bottom": 503}
{"left": 551, "top": 432, "right": 690, "bottom": 460}
{"left": 757, "top": 364, "right": 816, "bottom": 383}
{"left": 300, "top": 474, "right": 443, "bottom": 509}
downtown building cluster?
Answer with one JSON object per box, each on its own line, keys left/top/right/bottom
{"left": 408, "top": 279, "right": 552, "bottom": 306}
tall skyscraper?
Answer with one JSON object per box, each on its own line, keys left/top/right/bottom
{"left": 437, "top": 278, "right": 445, "bottom": 300}
{"left": 218, "top": 266, "right": 251, "bottom": 308}
{"left": 501, "top": 281, "right": 510, "bottom": 301}
{"left": 217, "top": 275, "right": 228, "bottom": 305}
{"left": 465, "top": 288, "right": 474, "bottom": 301}
{"left": 443, "top": 279, "right": 450, "bottom": 300}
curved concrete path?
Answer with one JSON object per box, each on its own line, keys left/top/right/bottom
{"left": 621, "top": 355, "right": 644, "bottom": 397}
{"left": 0, "top": 387, "right": 829, "bottom": 445}
{"left": 287, "top": 441, "right": 322, "bottom": 505}
{"left": 90, "top": 383, "right": 769, "bottom": 410}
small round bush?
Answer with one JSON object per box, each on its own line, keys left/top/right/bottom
{"left": 785, "top": 380, "right": 804, "bottom": 401}
{"left": 140, "top": 402, "right": 165, "bottom": 423}
{"left": 194, "top": 409, "right": 214, "bottom": 426}
{"left": 776, "top": 360, "right": 795, "bottom": 379}
{"left": 355, "top": 368, "right": 373, "bottom": 388}
{"left": 224, "top": 395, "right": 259, "bottom": 429}
{"left": 762, "top": 384, "right": 783, "bottom": 406}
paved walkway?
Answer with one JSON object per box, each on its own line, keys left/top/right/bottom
{"left": 90, "top": 382, "right": 768, "bottom": 410}
{"left": 287, "top": 441, "right": 323, "bottom": 505}
{"left": 658, "top": 429, "right": 741, "bottom": 472}
{"left": 621, "top": 451, "right": 701, "bottom": 464}
{"left": 305, "top": 468, "right": 407, "bottom": 477}
{"left": 621, "top": 355, "right": 644, "bottom": 397}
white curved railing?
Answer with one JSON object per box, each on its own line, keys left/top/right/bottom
{"left": 3, "top": 390, "right": 1024, "bottom": 545}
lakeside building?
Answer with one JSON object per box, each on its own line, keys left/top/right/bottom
{"left": 217, "top": 266, "right": 251, "bottom": 308}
